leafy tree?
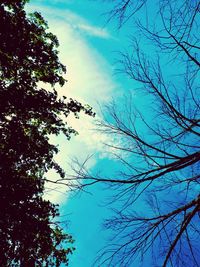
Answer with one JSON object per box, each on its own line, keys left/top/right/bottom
{"left": 69, "top": 1, "right": 200, "bottom": 266}
{"left": 0, "top": 0, "right": 93, "bottom": 266}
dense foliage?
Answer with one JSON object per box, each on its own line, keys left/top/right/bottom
{"left": 0, "top": 0, "right": 93, "bottom": 266}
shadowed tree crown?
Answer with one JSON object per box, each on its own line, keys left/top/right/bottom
{"left": 0, "top": 1, "right": 94, "bottom": 266}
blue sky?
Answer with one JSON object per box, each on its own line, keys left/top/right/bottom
{"left": 26, "top": 1, "right": 166, "bottom": 266}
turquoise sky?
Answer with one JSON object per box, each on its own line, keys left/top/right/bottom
{"left": 26, "top": 1, "right": 163, "bottom": 266}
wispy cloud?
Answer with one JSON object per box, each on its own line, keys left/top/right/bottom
{"left": 27, "top": 3, "right": 119, "bottom": 203}
{"left": 74, "top": 23, "right": 110, "bottom": 38}
{"left": 60, "top": 9, "right": 111, "bottom": 38}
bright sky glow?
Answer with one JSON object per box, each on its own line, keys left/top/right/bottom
{"left": 27, "top": 0, "right": 122, "bottom": 198}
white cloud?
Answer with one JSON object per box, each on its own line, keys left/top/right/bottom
{"left": 26, "top": 3, "right": 119, "bottom": 203}
{"left": 75, "top": 23, "right": 110, "bottom": 38}
{"left": 52, "top": 22, "right": 115, "bottom": 105}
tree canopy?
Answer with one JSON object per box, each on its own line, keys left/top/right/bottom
{"left": 0, "top": 1, "right": 93, "bottom": 266}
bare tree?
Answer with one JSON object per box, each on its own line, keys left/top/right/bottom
{"left": 51, "top": 1, "right": 200, "bottom": 266}
{"left": 103, "top": 0, "right": 147, "bottom": 28}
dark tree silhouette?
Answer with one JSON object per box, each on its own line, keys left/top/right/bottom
{"left": 67, "top": 1, "right": 200, "bottom": 266}
{"left": 0, "top": 1, "right": 93, "bottom": 266}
